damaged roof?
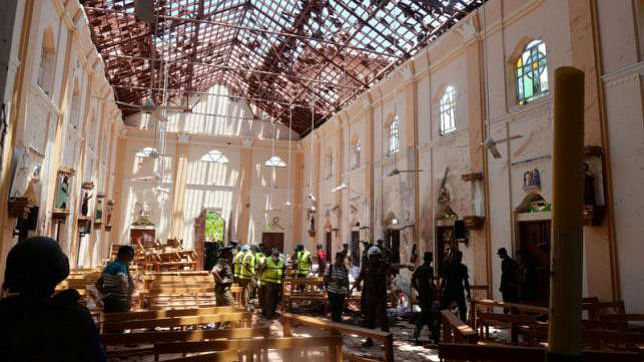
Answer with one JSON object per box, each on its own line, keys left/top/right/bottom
{"left": 81, "top": 0, "right": 486, "bottom": 135}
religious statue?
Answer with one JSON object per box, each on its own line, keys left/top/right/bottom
{"left": 105, "top": 200, "right": 113, "bottom": 226}
{"left": 55, "top": 175, "right": 69, "bottom": 209}
{"left": 309, "top": 215, "right": 315, "bottom": 231}
{"left": 81, "top": 191, "right": 92, "bottom": 216}
{"left": 95, "top": 197, "right": 103, "bottom": 222}
{"left": 584, "top": 163, "right": 596, "bottom": 206}
{"left": 523, "top": 169, "right": 541, "bottom": 189}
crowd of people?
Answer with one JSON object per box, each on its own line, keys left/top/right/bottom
{"left": 0, "top": 235, "right": 532, "bottom": 359}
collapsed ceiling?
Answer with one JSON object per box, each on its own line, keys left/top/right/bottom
{"left": 81, "top": 0, "right": 486, "bottom": 135}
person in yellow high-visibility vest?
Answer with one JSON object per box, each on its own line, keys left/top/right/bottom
{"left": 293, "top": 244, "right": 312, "bottom": 291}
{"left": 237, "top": 245, "right": 255, "bottom": 307}
{"left": 255, "top": 244, "right": 267, "bottom": 309}
{"left": 232, "top": 247, "right": 244, "bottom": 284}
{"left": 259, "top": 248, "right": 285, "bottom": 319}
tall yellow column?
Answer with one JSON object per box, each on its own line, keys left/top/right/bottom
{"left": 170, "top": 143, "right": 189, "bottom": 239}
{"left": 547, "top": 67, "right": 585, "bottom": 362}
{"left": 236, "top": 146, "right": 252, "bottom": 243}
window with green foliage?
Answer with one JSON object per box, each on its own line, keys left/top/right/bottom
{"left": 516, "top": 40, "right": 548, "bottom": 103}
{"left": 205, "top": 211, "right": 225, "bottom": 242}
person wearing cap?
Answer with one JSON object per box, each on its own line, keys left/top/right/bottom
{"left": 412, "top": 251, "right": 438, "bottom": 345}
{"left": 352, "top": 244, "right": 414, "bottom": 347}
{"left": 237, "top": 245, "right": 255, "bottom": 306}
{"left": 211, "top": 245, "right": 235, "bottom": 306}
{"left": 96, "top": 245, "right": 135, "bottom": 313}
{"left": 440, "top": 250, "right": 471, "bottom": 322}
{"left": 0, "top": 236, "right": 106, "bottom": 361}
{"left": 259, "top": 248, "right": 286, "bottom": 318}
{"left": 498, "top": 247, "right": 519, "bottom": 308}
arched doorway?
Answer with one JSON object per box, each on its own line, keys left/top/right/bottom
{"left": 515, "top": 193, "right": 552, "bottom": 305}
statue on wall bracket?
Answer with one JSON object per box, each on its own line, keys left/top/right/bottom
{"left": 522, "top": 168, "right": 541, "bottom": 191}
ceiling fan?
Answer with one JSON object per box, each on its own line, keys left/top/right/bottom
{"left": 125, "top": 171, "right": 161, "bottom": 183}
{"left": 481, "top": 134, "right": 523, "bottom": 159}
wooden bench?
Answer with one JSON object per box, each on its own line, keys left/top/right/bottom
{"left": 469, "top": 299, "right": 548, "bottom": 332}
{"left": 438, "top": 342, "right": 642, "bottom": 362}
{"left": 154, "top": 335, "right": 343, "bottom": 362}
{"left": 102, "top": 312, "right": 253, "bottom": 333}
{"left": 441, "top": 310, "right": 479, "bottom": 344}
{"left": 282, "top": 312, "right": 394, "bottom": 362}
{"left": 101, "top": 306, "right": 243, "bottom": 323}
{"left": 101, "top": 327, "right": 270, "bottom": 358}
{"left": 583, "top": 300, "right": 626, "bottom": 320}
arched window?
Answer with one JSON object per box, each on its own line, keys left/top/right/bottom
{"left": 136, "top": 147, "right": 158, "bottom": 158}
{"left": 265, "top": 156, "right": 286, "bottom": 167}
{"left": 69, "top": 83, "right": 81, "bottom": 130}
{"left": 388, "top": 116, "right": 400, "bottom": 155}
{"left": 439, "top": 86, "right": 456, "bottom": 135}
{"left": 201, "top": 149, "right": 229, "bottom": 163}
{"left": 351, "top": 136, "right": 361, "bottom": 170}
{"left": 516, "top": 40, "right": 548, "bottom": 103}
{"left": 37, "top": 28, "right": 56, "bottom": 96}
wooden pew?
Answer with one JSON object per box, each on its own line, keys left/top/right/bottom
{"left": 102, "top": 312, "right": 253, "bottom": 333}
{"left": 438, "top": 342, "right": 641, "bottom": 362}
{"left": 154, "top": 336, "right": 343, "bottom": 362}
{"left": 583, "top": 300, "right": 626, "bottom": 320}
{"left": 101, "top": 306, "right": 243, "bottom": 323}
{"left": 469, "top": 299, "right": 548, "bottom": 332}
{"left": 282, "top": 312, "right": 394, "bottom": 362}
{"left": 101, "top": 327, "right": 271, "bottom": 358}
{"left": 441, "top": 310, "right": 479, "bottom": 344}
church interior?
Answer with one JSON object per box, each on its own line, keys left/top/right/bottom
{"left": 0, "top": 0, "right": 643, "bottom": 361}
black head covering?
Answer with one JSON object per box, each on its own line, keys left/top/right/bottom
{"left": 3, "top": 236, "right": 69, "bottom": 299}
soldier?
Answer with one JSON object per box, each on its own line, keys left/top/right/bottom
{"left": 259, "top": 248, "right": 286, "bottom": 319}
{"left": 352, "top": 245, "right": 413, "bottom": 347}
{"left": 412, "top": 251, "right": 439, "bottom": 345}
{"left": 211, "top": 246, "right": 235, "bottom": 306}
{"left": 440, "top": 250, "right": 471, "bottom": 322}
{"left": 255, "top": 244, "right": 267, "bottom": 308}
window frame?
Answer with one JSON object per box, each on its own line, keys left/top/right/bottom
{"left": 200, "top": 149, "right": 229, "bottom": 163}
{"left": 264, "top": 155, "right": 287, "bottom": 168}
{"left": 515, "top": 39, "right": 549, "bottom": 104}
{"left": 439, "top": 86, "right": 457, "bottom": 135}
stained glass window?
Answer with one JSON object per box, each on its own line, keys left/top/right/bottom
{"left": 388, "top": 116, "right": 400, "bottom": 155}
{"left": 516, "top": 40, "right": 549, "bottom": 103}
{"left": 439, "top": 86, "right": 456, "bottom": 135}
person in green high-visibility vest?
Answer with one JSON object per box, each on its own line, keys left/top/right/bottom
{"left": 259, "top": 248, "right": 286, "bottom": 319}
{"left": 255, "top": 244, "right": 268, "bottom": 310}
{"left": 237, "top": 245, "right": 255, "bottom": 307}
{"left": 232, "top": 247, "right": 244, "bottom": 284}
{"left": 293, "top": 244, "right": 312, "bottom": 291}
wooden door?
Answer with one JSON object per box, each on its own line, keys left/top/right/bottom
{"left": 325, "top": 231, "right": 332, "bottom": 259}
{"left": 518, "top": 220, "right": 551, "bottom": 305}
{"left": 262, "top": 232, "right": 284, "bottom": 253}
{"left": 350, "top": 230, "right": 360, "bottom": 267}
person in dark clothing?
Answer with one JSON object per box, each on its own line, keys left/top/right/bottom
{"left": 96, "top": 245, "right": 134, "bottom": 313}
{"left": 0, "top": 236, "right": 106, "bottom": 361}
{"left": 352, "top": 245, "right": 413, "bottom": 347}
{"left": 412, "top": 252, "right": 439, "bottom": 345}
{"left": 498, "top": 247, "right": 519, "bottom": 309}
{"left": 211, "top": 246, "right": 235, "bottom": 306}
{"left": 440, "top": 250, "right": 471, "bottom": 322}
{"left": 324, "top": 251, "right": 349, "bottom": 322}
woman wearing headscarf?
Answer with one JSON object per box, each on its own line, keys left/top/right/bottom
{"left": 0, "top": 236, "right": 105, "bottom": 361}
